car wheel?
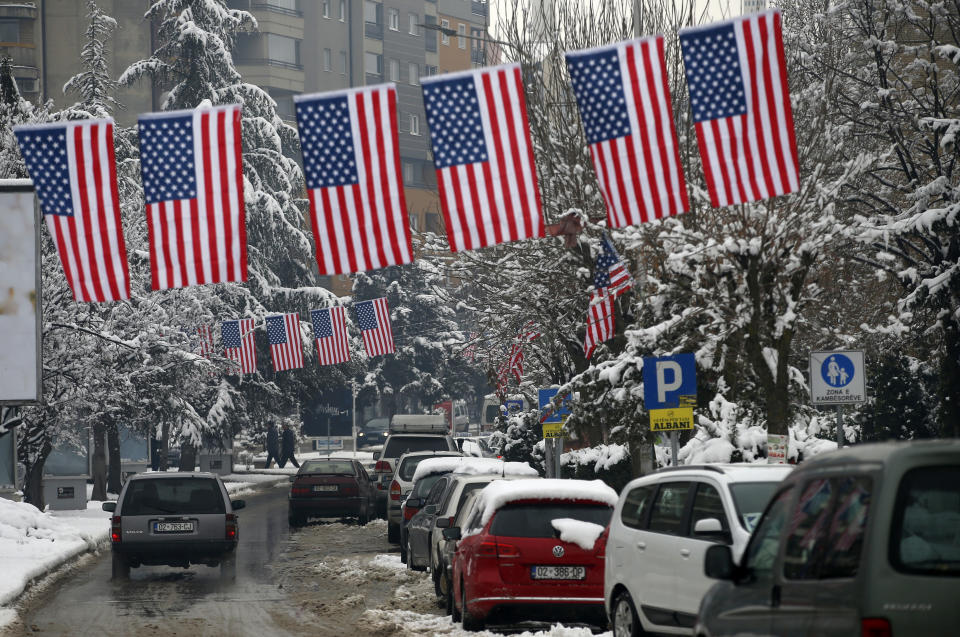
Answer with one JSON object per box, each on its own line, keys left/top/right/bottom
{"left": 111, "top": 552, "right": 130, "bottom": 580}
{"left": 461, "top": 582, "right": 483, "bottom": 631}
{"left": 359, "top": 504, "right": 370, "bottom": 526}
{"left": 387, "top": 521, "right": 400, "bottom": 544}
{"left": 220, "top": 552, "right": 237, "bottom": 581}
{"left": 443, "top": 573, "right": 453, "bottom": 615}
{"left": 400, "top": 536, "right": 409, "bottom": 565}
{"left": 613, "top": 590, "right": 642, "bottom": 637}
{"left": 451, "top": 579, "right": 462, "bottom": 622}
{"left": 288, "top": 510, "right": 304, "bottom": 528}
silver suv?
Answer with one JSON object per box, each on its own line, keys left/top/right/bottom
{"left": 698, "top": 440, "right": 960, "bottom": 637}
{"left": 102, "top": 472, "right": 246, "bottom": 580}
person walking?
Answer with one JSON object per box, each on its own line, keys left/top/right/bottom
{"left": 264, "top": 422, "right": 281, "bottom": 469}
{"left": 280, "top": 423, "right": 300, "bottom": 469}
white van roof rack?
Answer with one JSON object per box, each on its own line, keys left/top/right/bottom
{"left": 389, "top": 414, "right": 449, "bottom": 434}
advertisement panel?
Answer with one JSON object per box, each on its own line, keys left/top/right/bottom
{"left": 0, "top": 182, "right": 41, "bottom": 405}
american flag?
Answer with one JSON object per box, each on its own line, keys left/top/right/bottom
{"left": 138, "top": 104, "right": 247, "bottom": 290}
{"left": 679, "top": 10, "right": 800, "bottom": 208}
{"left": 421, "top": 64, "right": 545, "bottom": 253}
{"left": 295, "top": 85, "right": 413, "bottom": 275}
{"left": 462, "top": 332, "right": 479, "bottom": 360}
{"left": 198, "top": 325, "right": 214, "bottom": 359}
{"left": 595, "top": 235, "right": 633, "bottom": 299}
{"left": 496, "top": 323, "right": 540, "bottom": 390}
{"left": 266, "top": 313, "right": 304, "bottom": 372}
{"left": 222, "top": 318, "right": 256, "bottom": 374}
{"left": 584, "top": 292, "right": 615, "bottom": 360}
{"left": 566, "top": 37, "right": 689, "bottom": 228}
{"left": 15, "top": 119, "right": 131, "bottom": 302}
{"left": 311, "top": 307, "right": 350, "bottom": 366}
{"left": 355, "top": 298, "right": 395, "bottom": 357}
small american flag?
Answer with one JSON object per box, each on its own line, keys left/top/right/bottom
{"left": 198, "top": 325, "right": 214, "bottom": 359}
{"left": 138, "top": 104, "right": 247, "bottom": 290}
{"left": 355, "top": 298, "right": 395, "bottom": 357}
{"left": 422, "top": 64, "right": 545, "bottom": 252}
{"left": 15, "top": 119, "right": 131, "bottom": 302}
{"left": 566, "top": 37, "right": 689, "bottom": 228}
{"left": 295, "top": 85, "right": 413, "bottom": 275}
{"left": 311, "top": 307, "right": 350, "bottom": 366}
{"left": 222, "top": 318, "right": 256, "bottom": 374}
{"left": 595, "top": 235, "right": 633, "bottom": 299}
{"left": 679, "top": 10, "right": 800, "bottom": 208}
{"left": 584, "top": 292, "right": 615, "bottom": 360}
{"left": 266, "top": 313, "right": 304, "bottom": 372}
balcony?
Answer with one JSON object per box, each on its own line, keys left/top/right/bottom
{"left": 0, "top": 4, "right": 37, "bottom": 19}
{"left": 471, "top": 48, "right": 485, "bottom": 64}
{"left": 365, "top": 21, "right": 383, "bottom": 39}
{"left": 251, "top": 2, "right": 303, "bottom": 17}
{"left": 238, "top": 57, "right": 303, "bottom": 71}
{"left": 471, "top": 1, "right": 488, "bottom": 17}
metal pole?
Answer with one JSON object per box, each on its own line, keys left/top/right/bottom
{"left": 544, "top": 436, "right": 555, "bottom": 478}
{"left": 670, "top": 431, "right": 680, "bottom": 466}
{"left": 352, "top": 380, "right": 358, "bottom": 456}
{"left": 836, "top": 405, "right": 843, "bottom": 448}
{"left": 554, "top": 437, "right": 562, "bottom": 478}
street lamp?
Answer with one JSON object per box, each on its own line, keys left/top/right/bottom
{"left": 418, "top": 23, "right": 520, "bottom": 61}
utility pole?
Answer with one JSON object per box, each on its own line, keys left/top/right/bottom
{"left": 352, "top": 379, "right": 359, "bottom": 455}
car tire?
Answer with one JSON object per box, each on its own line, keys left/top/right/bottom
{"left": 443, "top": 573, "right": 453, "bottom": 615}
{"left": 461, "top": 583, "right": 483, "bottom": 632}
{"left": 288, "top": 510, "right": 305, "bottom": 528}
{"left": 451, "top": 579, "right": 462, "bottom": 622}
{"left": 401, "top": 537, "right": 409, "bottom": 565}
{"left": 387, "top": 521, "right": 400, "bottom": 544}
{"left": 220, "top": 552, "right": 237, "bottom": 581}
{"left": 612, "top": 590, "right": 643, "bottom": 637}
{"left": 359, "top": 502, "right": 370, "bottom": 526}
{"left": 111, "top": 552, "right": 130, "bottom": 580}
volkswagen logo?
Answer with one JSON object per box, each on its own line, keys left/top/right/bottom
{"left": 552, "top": 545, "right": 565, "bottom": 558}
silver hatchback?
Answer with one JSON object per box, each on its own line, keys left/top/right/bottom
{"left": 102, "top": 472, "right": 246, "bottom": 579}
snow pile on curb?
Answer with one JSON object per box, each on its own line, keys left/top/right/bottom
{"left": 0, "top": 498, "right": 109, "bottom": 622}
{"left": 550, "top": 518, "right": 605, "bottom": 551}
{"left": 476, "top": 479, "right": 618, "bottom": 525}
{"left": 361, "top": 608, "right": 609, "bottom": 636}
{"left": 561, "top": 444, "right": 628, "bottom": 472}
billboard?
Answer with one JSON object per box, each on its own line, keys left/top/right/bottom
{"left": 0, "top": 181, "right": 41, "bottom": 405}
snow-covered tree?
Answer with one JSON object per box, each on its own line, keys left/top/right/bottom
{"left": 63, "top": 0, "right": 122, "bottom": 119}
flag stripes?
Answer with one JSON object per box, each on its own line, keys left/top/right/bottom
{"left": 355, "top": 297, "right": 395, "bottom": 357}
{"left": 223, "top": 318, "right": 257, "bottom": 375}
{"left": 266, "top": 313, "right": 304, "bottom": 372}
{"left": 584, "top": 293, "right": 615, "bottom": 360}
{"left": 312, "top": 307, "right": 351, "bottom": 366}
{"left": 15, "top": 119, "right": 131, "bottom": 302}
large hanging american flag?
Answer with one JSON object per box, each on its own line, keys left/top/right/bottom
{"left": 421, "top": 64, "right": 544, "bottom": 253}
{"left": 138, "top": 104, "right": 247, "bottom": 290}
{"left": 295, "top": 85, "right": 413, "bottom": 275}
{"left": 198, "top": 325, "right": 214, "bottom": 359}
{"left": 311, "top": 307, "right": 350, "bottom": 366}
{"left": 583, "top": 237, "right": 631, "bottom": 359}
{"left": 15, "top": 119, "right": 131, "bottom": 302}
{"left": 222, "top": 318, "right": 256, "bottom": 375}
{"left": 266, "top": 313, "right": 304, "bottom": 372}
{"left": 679, "top": 10, "right": 799, "bottom": 208}
{"left": 566, "top": 37, "right": 689, "bottom": 228}
{"left": 355, "top": 298, "right": 395, "bottom": 357}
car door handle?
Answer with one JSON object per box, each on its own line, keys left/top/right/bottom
{"left": 680, "top": 549, "right": 691, "bottom": 558}
{"left": 636, "top": 541, "right": 646, "bottom": 550}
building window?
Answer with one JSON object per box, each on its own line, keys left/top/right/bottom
{"left": 364, "top": 1, "right": 380, "bottom": 24}
{"left": 389, "top": 58, "right": 400, "bottom": 81}
{"left": 322, "top": 0, "right": 330, "bottom": 17}
{"left": 323, "top": 48, "right": 332, "bottom": 71}
{"left": 408, "top": 63, "right": 420, "bottom": 85}
{"left": 423, "top": 64, "right": 438, "bottom": 77}
{"left": 409, "top": 114, "right": 420, "bottom": 136}
{"left": 266, "top": 34, "right": 301, "bottom": 66}
{"left": 403, "top": 162, "right": 414, "bottom": 185}
{"left": 365, "top": 52, "right": 382, "bottom": 75}
{"left": 440, "top": 19, "right": 450, "bottom": 45}
{"left": 388, "top": 8, "right": 399, "bottom": 30}
{"left": 339, "top": 0, "right": 346, "bottom": 20}
{"left": 339, "top": 51, "right": 348, "bottom": 75}
{"left": 0, "top": 20, "right": 20, "bottom": 43}
{"left": 408, "top": 12, "right": 419, "bottom": 35}
{"left": 458, "top": 23, "right": 466, "bottom": 49}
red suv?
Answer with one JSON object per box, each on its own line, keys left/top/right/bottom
{"left": 447, "top": 479, "right": 616, "bottom": 631}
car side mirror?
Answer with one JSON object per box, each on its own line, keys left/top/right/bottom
{"left": 436, "top": 517, "right": 451, "bottom": 528}
{"left": 102, "top": 501, "right": 116, "bottom": 512}
{"left": 704, "top": 544, "right": 736, "bottom": 580}
{"left": 373, "top": 451, "right": 381, "bottom": 460}
{"left": 694, "top": 518, "right": 723, "bottom": 534}
{"left": 231, "top": 499, "right": 246, "bottom": 511}
{"left": 442, "top": 526, "right": 461, "bottom": 541}
{"left": 406, "top": 498, "right": 423, "bottom": 508}
{"left": 425, "top": 504, "right": 437, "bottom": 515}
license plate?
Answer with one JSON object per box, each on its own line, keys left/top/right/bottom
{"left": 153, "top": 522, "right": 194, "bottom": 533}
{"left": 313, "top": 485, "right": 338, "bottom": 492}
{"left": 531, "top": 565, "right": 586, "bottom": 580}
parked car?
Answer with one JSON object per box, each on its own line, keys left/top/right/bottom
{"left": 390, "top": 451, "right": 463, "bottom": 553}
{"left": 605, "top": 463, "right": 793, "bottom": 636}
{"left": 102, "top": 472, "right": 245, "bottom": 580}
{"left": 400, "top": 459, "right": 461, "bottom": 563}
{"left": 287, "top": 458, "right": 376, "bottom": 527}
{"left": 696, "top": 440, "right": 960, "bottom": 637}
{"left": 405, "top": 460, "right": 539, "bottom": 595}
{"left": 437, "top": 490, "right": 482, "bottom": 614}
{"left": 373, "top": 416, "right": 457, "bottom": 538}
{"left": 455, "top": 435, "right": 499, "bottom": 458}
{"left": 448, "top": 478, "right": 617, "bottom": 631}
{"left": 356, "top": 417, "right": 389, "bottom": 448}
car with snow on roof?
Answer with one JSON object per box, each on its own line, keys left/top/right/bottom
{"left": 447, "top": 478, "right": 617, "bottom": 631}
{"left": 605, "top": 463, "right": 793, "bottom": 637}
{"left": 389, "top": 449, "right": 462, "bottom": 548}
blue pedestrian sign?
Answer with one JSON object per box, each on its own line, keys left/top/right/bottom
{"left": 810, "top": 350, "right": 866, "bottom": 405}
{"left": 538, "top": 388, "right": 572, "bottom": 424}
{"left": 642, "top": 354, "right": 697, "bottom": 410}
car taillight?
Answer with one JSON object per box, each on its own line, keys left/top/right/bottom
{"left": 341, "top": 482, "right": 358, "bottom": 496}
{"left": 111, "top": 516, "right": 121, "bottom": 543}
{"left": 478, "top": 540, "right": 519, "bottom": 558}
{"left": 594, "top": 526, "right": 610, "bottom": 558}
{"left": 390, "top": 480, "right": 402, "bottom": 501}
{"left": 225, "top": 514, "right": 238, "bottom": 540}
{"left": 403, "top": 505, "right": 418, "bottom": 521}
{"left": 861, "top": 618, "right": 892, "bottom": 637}
{"left": 291, "top": 486, "right": 310, "bottom": 496}
{"left": 374, "top": 461, "right": 390, "bottom": 472}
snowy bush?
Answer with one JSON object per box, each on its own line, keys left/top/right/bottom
{"left": 561, "top": 443, "right": 633, "bottom": 492}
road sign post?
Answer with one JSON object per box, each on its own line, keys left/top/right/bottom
{"left": 809, "top": 351, "right": 866, "bottom": 448}
{"left": 642, "top": 355, "right": 697, "bottom": 467}
{"left": 539, "top": 389, "right": 571, "bottom": 478}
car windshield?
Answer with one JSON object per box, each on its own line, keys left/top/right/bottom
{"left": 892, "top": 466, "right": 960, "bottom": 576}
{"left": 411, "top": 474, "right": 445, "bottom": 498}
{"left": 398, "top": 455, "right": 446, "bottom": 481}
{"left": 383, "top": 436, "right": 450, "bottom": 459}
{"left": 730, "top": 482, "right": 781, "bottom": 531}
{"left": 300, "top": 460, "right": 355, "bottom": 475}
{"left": 490, "top": 502, "right": 613, "bottom": 538}
{"left": 122, "top": 478, "right": 225, "bottom": 516}
{"left": 364, "top": 418, "right": 389, "bottom": 432}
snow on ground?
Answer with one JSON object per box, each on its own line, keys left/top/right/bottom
{"left": 362, "top": 608, "right": 610, "bottom": 637}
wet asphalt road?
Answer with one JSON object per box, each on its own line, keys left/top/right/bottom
{"left": 14, "top": 486, "right": 311, "bottom": 637}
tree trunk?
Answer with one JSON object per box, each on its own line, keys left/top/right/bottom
{"left": 22, "top": 437, "right": 51, "bottom": 510}
{"left": 179, "top": 442, "right": 197, "bottom": 472}
{"left": 106, "top": 419, "right": 121, "bottom": 494}
{"left": 91, "top": 421, "right": 107, "bottom": 501}
{"left": 941, "top": 316, "right": 960, "bottom": 438}
{"left": 158, "top": 421, "right": 171, "bottom": 471}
